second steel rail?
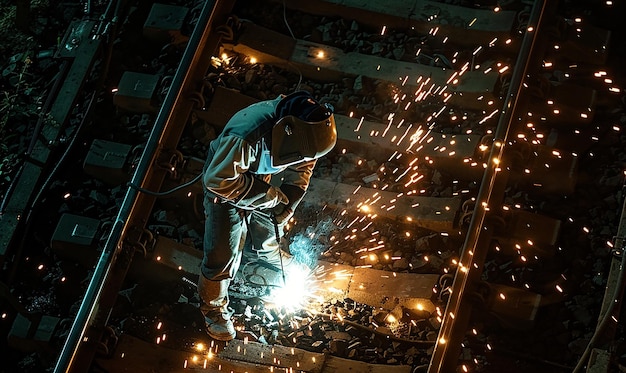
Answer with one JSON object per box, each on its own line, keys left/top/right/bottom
{"left": 428, "top": 1, "right": 552, "bottom": 372}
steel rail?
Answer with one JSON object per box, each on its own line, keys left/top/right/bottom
{"left": 52, "top": 1, "right": 235, "bottom": 371}
{"left": 427, "top": 1, "right": 551, "bottom": 372}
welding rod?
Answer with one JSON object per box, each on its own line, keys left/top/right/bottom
{"left": 271, "top": 213, "right": 287, "bottom": 286}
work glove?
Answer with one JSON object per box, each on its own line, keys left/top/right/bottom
{"left": 257, "top": 186, "right": 289, "bottom": 210}
{"left": 271, "top": 184, "right": 305, "bottom": 224}
{"left": 233, "top": 177, "right": 290, "bottom": 210}
{"left": 272, "top": 203, "right": 294, "bottom": 225}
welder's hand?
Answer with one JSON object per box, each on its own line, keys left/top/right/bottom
{"left": 272, "top": 204, "right": 294, "bottom": 225}
{"left": 260, "top": 186, "right": 289, "bottom": 210}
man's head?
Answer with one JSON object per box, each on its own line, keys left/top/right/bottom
{"left": 271, "top": 91, "right": 337, "bottom": 167}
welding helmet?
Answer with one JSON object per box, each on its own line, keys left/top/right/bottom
{"left": 271, "top": 91, "right": 337, "bottom": 167}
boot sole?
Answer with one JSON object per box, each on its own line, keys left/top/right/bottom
{"left": 207, "top": 332, "right": 236, "bottom": 341}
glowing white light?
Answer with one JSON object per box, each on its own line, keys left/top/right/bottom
{"left": 267, "top": 263, "right": 319, "bottom": 312}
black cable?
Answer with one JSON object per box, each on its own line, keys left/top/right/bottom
{"left": 6, "top": 1, "right": 126, "bottom": 284}
{"left": 281, "top": 0, "right": 302, "bottom": 90}
{"left": 127, "top": 171, "right": 203, "bottom": 196}
{"left": 8, "top": 92, "right": 97, "bottom": 284}
{"left": 240, "top": 259, "right": 283, "bottom": 288}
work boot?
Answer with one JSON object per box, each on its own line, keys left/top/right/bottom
{"left": 197, "top": 276, "right": 236, "bottom": 341}
{"left": 204, "top": 309, "right": 236, "bottom": 341}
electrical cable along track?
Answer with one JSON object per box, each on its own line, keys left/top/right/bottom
{"left": 1, "top": 0, "right": 624, "bottom": 372}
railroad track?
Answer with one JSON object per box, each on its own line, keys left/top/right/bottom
{"left": 1, "top": 0, "right": 624, "bottom": 372}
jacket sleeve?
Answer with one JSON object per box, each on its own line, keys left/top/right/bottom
{"left": 279, "top": 159, "right": 316, "bottom": 211}
{"left": 203, "top": 135, "right": 277, "bottom": 209}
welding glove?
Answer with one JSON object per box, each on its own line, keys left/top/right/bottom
{"left": 234, "top": 176, "right": 289, "bottom": 210}
{"left": 271, "top": 184, "right": 306, "bottom": 225}
{"left": 272, "top": 204, "right": 294, "bottom": 225}
{"left": 258, "top": 186, "right": 289, "bottom": 210}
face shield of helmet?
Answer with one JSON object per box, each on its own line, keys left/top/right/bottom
{"left": 271, "top": 113, "right": 337, "bottom": 167}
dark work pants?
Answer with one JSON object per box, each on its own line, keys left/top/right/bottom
{"left": 198, "top": 191, "right": 286, "bottom": 314}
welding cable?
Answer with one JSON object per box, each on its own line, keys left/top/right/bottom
{"left": 239, "top": 260, "right": 283, "bottom": 289}
{"left": 281, "top": 0, "right": 295, "bottom": 39}
{"left": 281, "top": 0, "right": 303, "bottom": 91}
{"left": 127, "top": 171, "right": 203, "bottom": 197}
{"left": 0, "top": 59, "right": 70, "bottom": 215}
{"left": 25, "top": 61, "right": 70, "bottom": 157}
{"left": 6, "top": 0, "right": 125, "bottom": 282}
{"left": 7, "top": 92, "right": 97, "bottom": 284}
{"left": 215, "top": 24, "right": 234, "bottom": 42}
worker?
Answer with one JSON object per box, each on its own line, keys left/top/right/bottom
{"left": 198, "top": 91, "right": 337, "bottom": 341}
